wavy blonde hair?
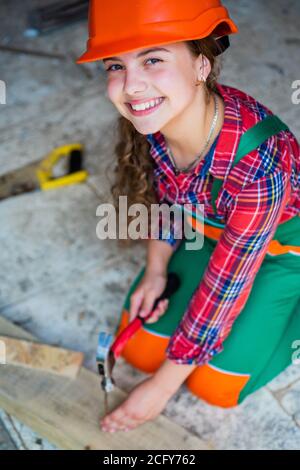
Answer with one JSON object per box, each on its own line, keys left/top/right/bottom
{"left": 109, "top": 36, "right": 223, "bottom": 248}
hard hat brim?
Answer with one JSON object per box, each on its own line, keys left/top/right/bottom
{"left": 76, "top": 17, "right": 238, "bottom": 64}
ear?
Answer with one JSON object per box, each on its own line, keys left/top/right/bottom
{"left": 196, "top": 53, "right": 211, "bottom": 81}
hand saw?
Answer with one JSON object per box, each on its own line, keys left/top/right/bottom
{"left": 0, "top": 143, "right": 88, "bottom": 201}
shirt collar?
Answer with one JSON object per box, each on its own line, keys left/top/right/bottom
{"left": 146, "top": 82, "right": 243, "bottom": 178}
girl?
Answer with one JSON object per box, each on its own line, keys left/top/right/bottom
{"left": 77, "top": 0, "right": 300, "bottom": 433}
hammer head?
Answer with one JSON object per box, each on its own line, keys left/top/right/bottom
{"left": 96, "top": 332, "right": 116, "bottom": 393}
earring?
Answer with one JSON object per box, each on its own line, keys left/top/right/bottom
{"left": 195, "top": 75, "right": 206, "bottom": 86}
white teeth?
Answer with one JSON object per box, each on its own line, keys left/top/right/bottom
{"left": 131, "top": 98, "right": 163, "bottom": 111}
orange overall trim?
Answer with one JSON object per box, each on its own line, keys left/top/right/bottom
{"left": 186, "top": 214, "right": 300, "bottom": 255}
{"left": 115, "top": 310, "right": 169, "bottom": 373}
{"left": 186, "top": 364, "right": 250, "bottom": 408}
{"left": 266, "top": 239, "right": 300, "bottom": 256}
{"left": 186, "top": 215, "right": 223, "bottom": 241}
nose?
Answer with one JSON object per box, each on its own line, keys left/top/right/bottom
{"left": 123, "top": 69, "right": 148, "bottom": 98}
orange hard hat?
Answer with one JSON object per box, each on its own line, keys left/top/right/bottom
{"left": 76, "top": 0, "right": 239, "bottom": 64}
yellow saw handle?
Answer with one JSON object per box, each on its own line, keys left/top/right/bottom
{"left": 36, "top": 143, "right": 88, "bottom": 190}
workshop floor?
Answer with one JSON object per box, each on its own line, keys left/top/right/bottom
{"left": 0, "top": 0, "right": 300, "bottom": 450}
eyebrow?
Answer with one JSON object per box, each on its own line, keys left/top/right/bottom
{"left": 102, "top": 47, "right": 171, "bottom": 63}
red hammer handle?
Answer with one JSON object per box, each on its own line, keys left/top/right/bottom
{"left": 111, "top": 272, "right": 180, "bottom": 359}
{"left": 111, "top": 317, "right": 143, "bottom": 358}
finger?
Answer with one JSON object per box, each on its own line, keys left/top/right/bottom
{"left": 129, "top": 291, "right": 144, "bottom": 321}
{"left": 149, "top": 297, "right": 168, "bottom": 314}
{"left": 145, "top": 314, "right": 159, "bottom": 324}
{"left": 139, "top": 292, "right": 159, "bottom": 318}
{"left": 144, "top": 303, "right": 161, "bottom": 322}
{"left": 159, "top": 299, "right": 168, "bottom": 311}
{"left": 145, "top": 301, "right": 166, "bottom": 324}
{"left": 156, "top": 299, "right": 168, "bottom": 315}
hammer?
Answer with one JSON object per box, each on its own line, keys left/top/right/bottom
{"left": 96, "top": 272, "right": 181, "bottom": 414}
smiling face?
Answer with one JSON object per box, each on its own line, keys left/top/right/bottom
{"left": 102, "top": 42, "right": 210, "bottom": 135}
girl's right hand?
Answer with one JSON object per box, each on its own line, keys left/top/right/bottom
{"left": 129, "top": 270, "right": 170, "bottom": 325}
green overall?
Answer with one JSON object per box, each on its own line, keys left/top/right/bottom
{"left": 121, "top": 115, "right": 300, "bottom": 404}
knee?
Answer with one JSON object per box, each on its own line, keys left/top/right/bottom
{"left": 116, "top": 309, "right": 169, "bottom": 374}
{"left": 185, "top": 364, "right": 250, "bottom": 408}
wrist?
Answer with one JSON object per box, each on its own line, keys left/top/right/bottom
{"left": 146, "top": 239, "right": 173, "bottom": 277}
{"left": 145, "top": 265, "right": 168, "bottom": 277}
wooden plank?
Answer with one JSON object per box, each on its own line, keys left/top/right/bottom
{"left": 0, "top": 316, "right": 212, "bottom": 450}
{"left": 0, "top": 335, "right": 84, "bottom": 379}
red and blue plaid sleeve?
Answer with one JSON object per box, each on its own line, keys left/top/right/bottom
{"left": 165, "top": 169, "right": 291, "bottom": 365}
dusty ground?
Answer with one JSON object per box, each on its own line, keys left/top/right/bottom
{"left": 0, "top": 0, "right": 300, "bottom": 450}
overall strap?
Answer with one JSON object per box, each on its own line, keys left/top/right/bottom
{"left": 211, "top": 115, "right": 290, "bottom": 216}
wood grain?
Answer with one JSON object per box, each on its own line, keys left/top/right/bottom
{"left": 0, "top": 316, "right": 212, "bottom": 450}
{"left": 0, "top": 335, "right": 84, "bottom": 379}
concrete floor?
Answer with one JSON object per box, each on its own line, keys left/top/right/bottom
{"left": 0, "top": 0, "right": 300, "bottom": 450}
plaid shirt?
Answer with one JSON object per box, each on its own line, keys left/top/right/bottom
{"left": 145, "top": 82, "right": 300, "bottom": 365}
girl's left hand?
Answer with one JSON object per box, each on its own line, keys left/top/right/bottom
{"left": 100, "top": 376, "right": 175, "bottom": 432}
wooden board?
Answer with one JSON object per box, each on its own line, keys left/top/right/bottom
{"left": 0, "top": 335, "right": 83, "bottom": 379}
{"left": 0, "top": 316, "right": 212, "bottom": 450}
